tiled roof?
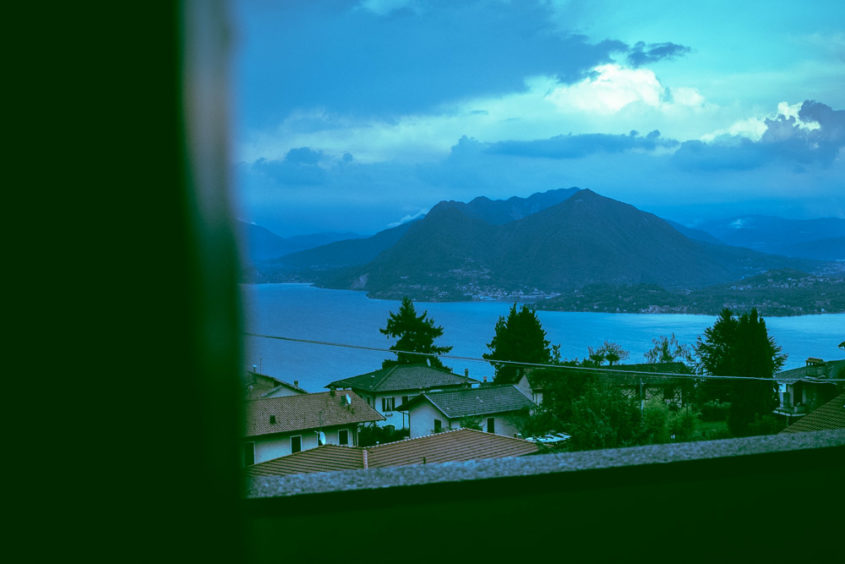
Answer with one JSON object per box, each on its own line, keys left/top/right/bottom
{"left": 244, "top": 428, "right": 539, "bottom": 478}
{"left": 244, "top": 391, "right": 384, "bottom": 438}
{"left": 367, "top": 428, "right": 538, "bottom": 467}
{"left": 247, "top": 445, "right": 364, "bottom": 477}
{"left": 776, "top": 359, "right": 845, "bottom": 383}
{"left": 780, "top": 392, "right": 845, "bottom": 434}
{"left": 243, "top": 371, "right": 308, "bottom": 400}
{"left": 327, "top": 364, "right": 477, "bottom": 393}
{"left": 406, "top": 385, "right": 535, "bottom": 418}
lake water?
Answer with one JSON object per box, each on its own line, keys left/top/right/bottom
{"left": 242, "top": 283, "right": 845, "bottom": 393}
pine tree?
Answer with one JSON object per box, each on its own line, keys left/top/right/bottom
{"left": 695, "top": 308, "right": 786, "bottom": 436}
{"left": 380, "top": 297, "right": 452, "bottom": 369}
{"left": 483, "top": 304, "right": 552, "bottom": 383}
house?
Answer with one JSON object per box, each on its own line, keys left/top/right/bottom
{"left": 515, "top": 371, "right": 546, "bottom": 405}
{"left": 326, "top": 364, "right": 478, "bottom": 430}
{"left": 780, "top": 391, "right": 845, "bottom": 434}
{"left": 245, "top": 428, "right": 539, "bottom": 478}
{"left": 398, "top": 384, "right": 535, "bottom": 439}
{"left": 243, "top": 370, "right": 307, "bottom": 400}
{"left": 774, "top": 358, "right": 845, "bottom": 423}
{"left": 243, "top": 390, "right": 384, "bottom": 465}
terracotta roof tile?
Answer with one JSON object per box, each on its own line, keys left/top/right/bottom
{"left": 367, "top": 428, "right": 538, "bottom": 467}
{"left": 244, "top": 428, "right": 539, "bottom": 478}
{"left": 781, "top": 392, "right": 845, "bottom": 434}
{"left": 244, "top": 391, "right": 383, "bottom": 438}
{"left": 247, "top": 445, "right": 364, "bottom": 477}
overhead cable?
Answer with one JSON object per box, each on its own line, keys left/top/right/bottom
{"left": 245, "top": 332, "right": 843, "bottom": 383}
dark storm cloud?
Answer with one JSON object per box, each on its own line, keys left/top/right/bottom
{"left": 236, "top": 1, "right": 628, "bottom": 127}
{"left": 626, "top": 41, "right": 691, "bottom": 67}
{"left": 674, "top": 100, "right": 845, "bottom": 171}
{"left": 486, "top": 130, "right": 679, "bottom": 159}
{"left": 252, "top": 148, "right": 328, "bottom": 186}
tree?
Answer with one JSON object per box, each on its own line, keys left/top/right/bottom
{"left": 380, "top": 296, "right": 452, "bottom": 369}
{"left": 645, "top": 334, "right": 693, "bottom": 365}
{"left": 585, "top": 341, "right": 629, "bottom": 366}
{"left": 695, "top": 308, "right": 786, "bottom": 436}
{"left": 483, "top": 304, "right": 553, "bottom": 383}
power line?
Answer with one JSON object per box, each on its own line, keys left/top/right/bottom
{"left": 244, "top": 332, "right": 844, "bottom": 383}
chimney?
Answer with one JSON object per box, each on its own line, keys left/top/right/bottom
{"left": 464, "top": 368, "right": 469, "bottom": 377}
{"left": 483, "top": 376, "right": 487, "bottom": 383}
{"left": 294, "top": 380, "right": 299, "bottom": 388}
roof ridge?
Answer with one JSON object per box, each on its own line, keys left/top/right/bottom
{"left": 367, "top": 427, "right": 467, "bottom": 450}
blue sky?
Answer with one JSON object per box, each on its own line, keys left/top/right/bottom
{"left": 231, "top": 0, "right": 845, "bottom": 236}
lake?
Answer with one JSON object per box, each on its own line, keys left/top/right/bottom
{"left": 242, "top": 283, "right": 845, "bottom": 392}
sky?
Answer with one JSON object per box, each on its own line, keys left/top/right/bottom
{"left": 230, "top": 0, "right": 845, "bottom": 237}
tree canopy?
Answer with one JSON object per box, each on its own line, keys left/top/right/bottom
{"left": 483, "top": 304, "right": 554, "bottom": 383}
{"left": 695, "top": 308, "right": 786, "bottom": 436}
{"left": 645, "top": 334, "right": 693, "bottom": 365}
{"left": 586, "top": 341, "right": 629, "bottom": 366}
{"left": 380, "top": 296, "right": 452, "bottom": 369}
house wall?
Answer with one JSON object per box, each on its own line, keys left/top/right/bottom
{"left": 360, "top": 391, "right": 418, "bottom": 430}
{"left": 249, "top": 426, "right": 358, "bottom": 464}
{"left": 261, "top": 387, "right": 304, "bottom": 398}
{"left": 408, "top": 402, "right": 524, "bottom": 439}
{"left": 408, "top": 402, "right": 449, "bottom": 438}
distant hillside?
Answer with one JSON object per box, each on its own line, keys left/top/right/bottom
{"left": 328, "top": 189, "right": 815, "bottom": 299}
{"left": 695, "top": 215, "right": 845, "bottom": 261}
{"left": 237, "top": 221, "right": 359, "bottom": 262}
{"left": 253, "top": 188, "right": 581, "bottom": 280}
{"left": 263, "top": 221, "right": 415, "bottom": 274}
{"left": 459, "top": 187, "right": 579, "bottom": 224}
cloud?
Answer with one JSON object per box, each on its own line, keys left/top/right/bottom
{"left": 626, "top": 41, "right": 691, "bottom": 67}
{"left": 487, "top": 130, "right": 679, "bottom": 159}
{"left": 545, "top": 64, "right": 703, "bottom": 114}
{"left": 676, "top": 100, "right": 845, "bottom": 171}
{"left": 251, "top": 147, "right": 328, "bottom": 186}
{"left": 236, "top": 1, "right": 628, "bottom": 127}
{"left": 387, "top": 208, "right": 429, "bottom": 227}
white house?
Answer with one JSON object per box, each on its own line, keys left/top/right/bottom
{"left": 326, "top": 364, "right": 477, "bottom": 430}
{"left": 242, "top": 390, "right": 383, "bottom": 465}
{"left": 243, "top": 370, "right": 308, "bottom": 400}
{"left": 398, "top": 385, "right": 536, "bottom": 439}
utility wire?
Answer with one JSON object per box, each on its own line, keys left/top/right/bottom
{"left": 245, "top": 332, "right": 845, "bottom": 383}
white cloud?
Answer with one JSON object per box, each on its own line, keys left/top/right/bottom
{"left": 700, "top": 101, "right": 821, "bottom": 142}
{"left": 239, "top": 64, "right": 714, "bottom": 166}
{"left": 387, "top": 208, "right": 429, "bottom": 227}
{"left": 545, "top": 64, "right": 704, "bottom": 114}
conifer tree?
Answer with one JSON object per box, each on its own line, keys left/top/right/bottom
{"left": 380, "top": 297, "right": 452, "bottom": 369}
{"left": 695, "top": 308, "right": 786, "bottom": 436}
{"left": 484, "top": 304, "right": 553, "bottom": 383}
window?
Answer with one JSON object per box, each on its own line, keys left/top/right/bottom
{"left": 291, "top": 436, "right": 301, "bottom": 453}
{"left": 339, "top": 429, "right": 349, "bottom": 445}
{"left": 269, "top": 415, "right": 276, "bottom": 424}
{"left": 243, "top": 442, "right": 254, "bottom": 466}
{"left": 487, "top": 418, "right": 495, "bottom": 433}
{"left": 382, "top": 397, "right": 395, "bottom": 412}
{"left": 434, "top": 419, "right": 442, "bottom": 433}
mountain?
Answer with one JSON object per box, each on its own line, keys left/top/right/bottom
{"left": 257, "top": 188, "right": 581, "bottom": 278}
{"left": 327, "top": 189, "right": 817, "bottom": 299}
{"left": 694, "top": 215, "right": 845, "bottom": 260}
{"left": 459, "top": 187, "right": 579, "bottom": 224}
{"left": 264, "top": 221, "right": 415, "bottom": 273}
{"left": 237, "top": 221, "right": 360, "bottom": 262}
